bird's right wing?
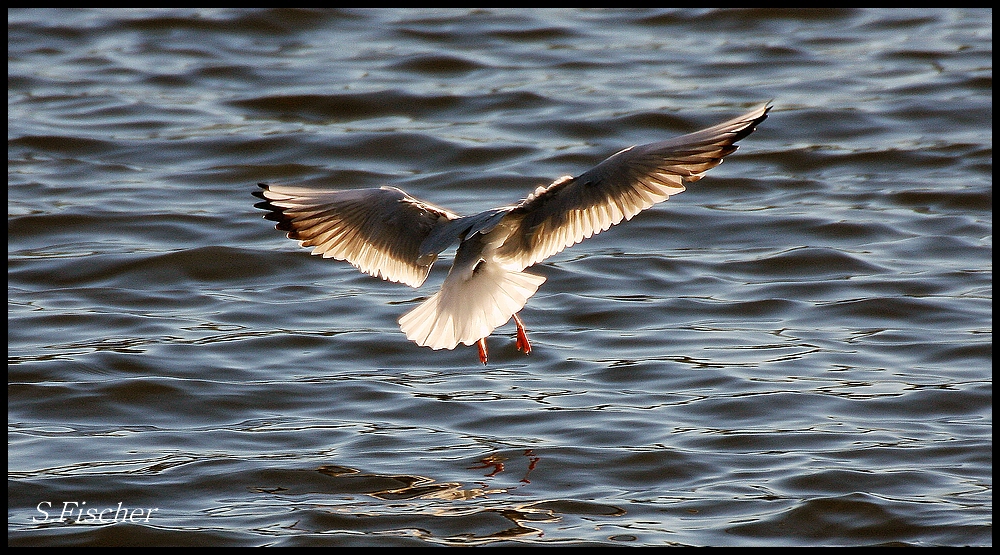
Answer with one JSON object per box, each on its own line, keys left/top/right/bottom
{"left": 254, "top": 184, "right": 460, "bottom": 287}
{"left": 494, "top": 103, "right": 770, "bottom": 270}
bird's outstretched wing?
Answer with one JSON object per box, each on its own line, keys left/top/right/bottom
{"left": 253, "top": 184, "right": 460, "bottom": 287}
{"left": 495, "top": 103, "right": 771, "bottom": 270}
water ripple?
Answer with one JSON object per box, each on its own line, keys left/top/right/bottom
{"left": 8, "top": 8, "right": 991, "bottom": 547}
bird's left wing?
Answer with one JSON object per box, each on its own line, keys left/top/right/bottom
{"left": 254, "top": 183, "right": 460, "bottom": 287}
{"left": 495, "top": 103, "right": 770, "bottom": 270}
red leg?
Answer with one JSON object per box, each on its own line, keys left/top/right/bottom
{"left": 477, "top": 337, "right": 488, "bottom": 365}
{"left": 512, "top": 313, "right": 531, "bottom": 354}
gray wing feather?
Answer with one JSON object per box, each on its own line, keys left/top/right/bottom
{"left": 254, "top": 184, "right": 460, "bottom": 287}
{"left": 495, "top": 103, "right": 770, "bottom": 270}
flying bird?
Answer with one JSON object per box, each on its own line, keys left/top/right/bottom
{"left": 254, "top": 103, "right": 770, "bottom": 364}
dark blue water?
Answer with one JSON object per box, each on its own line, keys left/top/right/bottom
{"left": 9, "top": 8, "right": 991, "bottom": 546}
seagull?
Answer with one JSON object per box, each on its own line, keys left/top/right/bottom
{"left": 254, "top": 103, "right": 770, "bottom": 364}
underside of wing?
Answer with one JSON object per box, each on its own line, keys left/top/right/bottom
{"left": 495, "top": 103, "right": 771, "bottom": 270}
{"left": 253, "top": 183, "right": 460, "bottom": 287}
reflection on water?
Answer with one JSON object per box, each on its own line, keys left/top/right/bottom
{"left": 258, "top": 452, "right": 616, "bottom": 545}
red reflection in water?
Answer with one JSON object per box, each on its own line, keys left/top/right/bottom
{"left": 469, "top": 456, "right": 504, "bottom": 477}
{"left": 520, "top": 449, "right": 539, "bottom": 483}
{"left": 469, "top": 449, "right": 540, "bottom": 483}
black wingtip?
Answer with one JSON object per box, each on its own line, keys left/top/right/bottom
{"left": 252, "top": 182, "right": 272, "bottom": 201}
{"left": 252, "top": 183, "right": 292, "bottom": 233}
{"left": 731, "top": 102, "right": 772, "bottom": 144}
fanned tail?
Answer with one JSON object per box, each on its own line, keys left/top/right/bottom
{"left": 398, "top": 265, "right": 546, "bottom": 350}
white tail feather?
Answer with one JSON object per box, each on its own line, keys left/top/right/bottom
{"left": 399, "top": 263, "right": 545, "bottom": 350}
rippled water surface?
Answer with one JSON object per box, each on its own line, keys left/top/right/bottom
{"left": 9, "top": 8, "right": 991, "bottom": 546}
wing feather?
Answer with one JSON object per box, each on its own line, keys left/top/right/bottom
{"left": 253, "top": 184, "right": 460, "bottom": 287}
{"left": 495, "top": 103, "right": 770, "bottom": 270}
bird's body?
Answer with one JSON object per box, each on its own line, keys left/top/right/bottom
{"left": 254, "top": 103, "right": 770, "bottom": 363}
